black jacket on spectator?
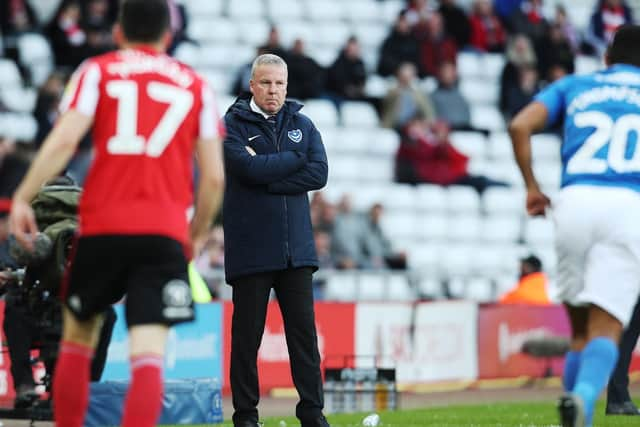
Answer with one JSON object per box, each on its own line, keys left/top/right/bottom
{"left": 439, "top": 2, "right": 471, "bottom": 48}
{"left": 326, "top": 51, "right": 367, "bottom": 99}
{"left": 222, "top": 96, "right": 328, "bottom": 282}
{"left": 377, "top": 30, "right": 420, "bottom": 77}
{"left": 0, "top": 0, "right": 37, "bottom": 36}
{"left": 287, "top": 52, "right": 324, "bottom": 100}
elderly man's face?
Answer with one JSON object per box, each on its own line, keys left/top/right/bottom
{"left": 249, "top": 64, "right": 287, "bottom": 114}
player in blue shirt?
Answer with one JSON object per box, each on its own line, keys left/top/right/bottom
{"left": 509, "top": 25, "right": 640, "bottom": 427}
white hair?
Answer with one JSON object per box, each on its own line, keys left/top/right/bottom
{"left": 251, "top": 54, "right": 288, "bottom": 79}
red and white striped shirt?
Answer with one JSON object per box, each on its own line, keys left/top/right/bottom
{"left": 60, "top": 46, "right": 223, "bottom": 244}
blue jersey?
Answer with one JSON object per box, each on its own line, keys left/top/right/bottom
{"left": 535, "top": 64, "right": 640, "bottom": 191}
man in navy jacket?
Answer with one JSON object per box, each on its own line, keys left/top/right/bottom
{"left": 222, "top": 54, "right": 329, "bottom": 427}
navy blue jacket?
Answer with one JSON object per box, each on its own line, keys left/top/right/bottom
{"left": 222, "top": 97, "right": 328, "bottom": 282}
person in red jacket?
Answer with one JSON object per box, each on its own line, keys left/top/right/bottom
{"left": 469, "top": 0, "right": 507, "bottom": 53}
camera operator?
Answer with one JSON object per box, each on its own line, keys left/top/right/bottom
{"left": 1, "top": 180, "right": 116, "bottom": 409}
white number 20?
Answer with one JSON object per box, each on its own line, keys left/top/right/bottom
{"left": 106, "top": 80, "right": 193, "bottom": 157}
{"left": 567, "top": 111, "right": 640, "bottom": 174}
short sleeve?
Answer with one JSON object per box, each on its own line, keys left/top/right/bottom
{"left": 198, "top": 81, "right": 226, "bottom": 139}
{"left": 59, "top": 61, "right": 102, "bottom": 117}
{"left": 534, "top": 77, "right": 572, "bottom": 127}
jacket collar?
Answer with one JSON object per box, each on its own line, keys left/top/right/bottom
{"left": 229, "top": 94, "right": 303, "bottom": 123}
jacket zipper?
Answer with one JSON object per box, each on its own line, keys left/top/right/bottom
{"left": 268, "top": 117, "right": 292, "bottom": 265}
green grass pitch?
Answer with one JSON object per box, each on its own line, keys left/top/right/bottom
{"left": 168, "top": 400, "right": 640, "bottom": 427}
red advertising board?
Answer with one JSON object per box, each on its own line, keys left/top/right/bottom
{"left": 0, "top": 301, "right": 15, "bottom": 405}
{"left": 223, "top": 302, "right": 355, "bottom": 393}
{"left": 478, "top": 304, "right": 571, "bottom": 378}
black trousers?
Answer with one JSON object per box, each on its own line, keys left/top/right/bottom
{"left": 230, "top": 267, "right": 323, "bottom": 424}
{"left": 608, "top": 298, "right": 640, "bottom": 404}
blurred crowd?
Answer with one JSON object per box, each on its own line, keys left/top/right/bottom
{"left": 0, "top": 0, "right": 636, "bottom": 299}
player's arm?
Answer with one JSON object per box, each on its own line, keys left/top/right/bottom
{"left": 190, "top": 135, "right": 225, "bottom": 247}
{"left": 508, "top": 102, "right": 551, "bottom": 216}
{"left": 10, "top": 111, "right": 92, "bottom": 248}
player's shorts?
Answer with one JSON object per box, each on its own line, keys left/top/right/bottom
{"left": 62, "top": 235, "right": 194, "bottom": 327}
{"left": 553, "top": 185, "right": 640, "bottom": 326}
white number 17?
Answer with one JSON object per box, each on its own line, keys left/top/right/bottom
{"left": 106, "top": 80, "right": 194, "bottom": 157}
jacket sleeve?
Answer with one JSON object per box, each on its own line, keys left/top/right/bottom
{"left": 267, "top": 124, "right": 328, "bottom": 195}
{"left": 224, "top": 118, "right": 308, "bottom": 185}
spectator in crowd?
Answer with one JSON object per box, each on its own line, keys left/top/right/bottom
{"left": 499, "top": 255, "right": 551, "bottom": 305}
{"left": 500, "top": 34, "right": 537, "bottom": 115}
{"left": 311, "top": 230, "right": 334, "bottom": 299}
{"left": 430, "top": 61, "right": 473, "bottom": 131}
{"left": 555, "top": 4, "right": 580, "bottom": 53}
{"left": 194, "top": 225, "right": 225, "bottom": 298}
{"left": 233, "top": 47, "right": 268, "bottom": 96}
{"left": 326, "top": 36, "right": 367, "bottom": 102}
{"left": 0, "top": 0, "right": 37, "bottom": 37}
{"left": 377, "top": 12, "right": 420, "bottom": 77}
{"left": 362, "top": 203, "right": 407, "bottom": 270}
{"left": 0, "top": 136, "right": 28, "bottom": 199}
{"left": 405, "top": 0, "right": 433, "bottom": 27}
{"left": 0, "top": 201, "right": 13, "bottom": 269}
{"left": 311, "top": 192, "right": 337, "bottom": 233}
{"left": 503, "top": 65, "right": 539, "bottom": 119}
{"left": 438, "top": 0, "right": 470, "bottom": 49}
{"left": 469, "top": 0, "right": 507, "bottom": 53}
{"left": 537, "top": 23, "right": 576, "bottom": 82}
{"left": 46, "top": 1, "right": 86, "bottom": 69}
{"left": 507, "top": 0, "right": 549, "bottom": 48}
{"left": 286, "top": 38, "right": 324, "bottom": 100}
{"left": 34, "top": 71, "right": 67, "bottom": 144}
{"left": 259, "top": 25, "right": 287, "bottom": 59}
{"left": 331, "top": 195, "right": 366, "bottom": 269}
{"left": 587, "top": 0, "right": 633, "bottom": 57}
{"left": 414, "top": 12, "right": 458, "bottom": 77}
{"left": 493, "top": 0, "right": 524, "bottom": 23}
{"left": 381, "top": 62, "right": 435, "bottom": 130}
{"left": 80, "top": 0, "right": 116, "bottom": 58}
{"left": 395, "top": 116, "right": 507, "bottom": 193}
{"left": 167, "top": 0, "right": 188, "bottom": 52}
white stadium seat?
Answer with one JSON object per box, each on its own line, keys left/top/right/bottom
{"left": 488, "top": 131, "right": 514, "bottom": 161}
{"left": 449, "top": 131, "right": 488, "bottom": 159}
{"left": 302, "top": 99, "right": 339, "bottom": 127}
{"left": 364, "top": 74, "right": 390, "bottom": 98}
{"left": 471, "top": 105, "right": 505, "bottom": 132}
{"left": 481, "top": 54, "right": 506, "bottom": 82}
{"left": 277, "top": 21, "right": 317, "bottom": 47}
{"left": 383, "top": 184, "right": 417, "bottom": 211}
{"left": 417, "top": 276, "right": 445, "bottom": 299}
{"left": 482, "top": 187, "right": 526, "bottom": 216}
{"left": 440, "top": 244, "right": 475, "bottom": 277}
{"left": 387, "top": 274, "right": 416, "bottom": 301}
{"left": 368, "top": 128, "right": 399, "bottom": 156}
{"left": 315, "top": 22, "right": 352, "bottom": 50}
{"left": 457, "top": 52, "right": 482, "bottom": 79}
{"left": 523, "top": 218, "right": 555, "bottom": 246}
{"left": 448, "top": 215, "right": 482, "bottom": 242}
{"left": 352, "top": 24, "right": 388, "bottom": 49}
{"left": 198, "top": 69, "right": 232, "bottom": 97}
{"left": 306, "top": 0, "right": 346, "bottom": 22}
{"left": 415, "top": 184, "right": 447, "bottom": 212}
{"left": 236, "top": 19, "right": 271, "bottom": 46}
{"left": 459, "top": 79, "right": 499, "bottom": 106}
{"left": 174, "top": 42, "right": 201, "bottom": 67}
{"left": 184, "top": 0, "right": 224, "bottom": 18}
{"left": 17, "top": 33, "right": 52, "bottom": 66}
{"left": 409, "top": 243, "right": 443, "bottom": 272}
{"left": 357, "top": 273, "right": 387, "bottom": 301}
{"left": 187, "top": 18, "right": 238, "bottom": 43}
{"left": 344, "top": 0, "right": 384, "bottom": 23}
{"left": 416, "top": 214, "right": 449, "bottom": 241}
{"left": 480, "top": 216, "right": 522, "bottom": 243}
{"left": 324, "top": 273, "right": 358, "bottom": 301}
{"left": 0, "top": 59, "right": 22, "bottom": 89}
{"left": 445, "top": 186, "right": 481, "bottom": 213}
{"left": 463, "top": 277, "right": 495, "bottom": 302}
{"left": 331, "top": 128, "right": 369, "bottom": 154}
{"left": 380, "top": 212, "right": 419, "bottom": 240}
{"left": 340, "top": 101, "right": 379, "bottom": 127}
{"left": 0, "top": 113, "right": 37, "bottom": 141}
{"left": 266, "top": 0, "right": 305, "bottom": 20}
{"left": 575, "top": 55, "right": 603, "bottom": 75}
{"left": 531, "top": 133, "right": 561, "bottom": 163}
{"left": 228, "top": 0, "right": 265, "bottom": 18}
{"left": 0, "top": 87, "right": 37, "bottom": 113}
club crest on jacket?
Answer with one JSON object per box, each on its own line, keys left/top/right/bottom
{"left": 287, "top": 129, "right": 302, "bottom": 143}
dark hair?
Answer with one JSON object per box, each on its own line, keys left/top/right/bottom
{"left": 521, "top": 255, "right": 543, "bottom": 272}
{"left": 119, "top": 0, "right": 170, "bottom": 43}
{"left": 607, "top": 25, "right": 640, "bottom": 67}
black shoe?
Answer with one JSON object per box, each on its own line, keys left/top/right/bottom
{"left": 301, "top": 415, "right": 330, "bottom": 427}
{"left": 606, "top": 401, "right": 640, "bottom": 415}
{"left": 558, "top": 394, "right": 586, "bottom": 427}
{"left": 233, "top": 421, "right": 263, "bottom": 427}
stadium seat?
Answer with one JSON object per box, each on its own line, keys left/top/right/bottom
{"left": 330, "top": 128, "right": 368, "bottom": 154}
{"left": 449, "top": 131, "right": 488, "bottom": 159}
{"left": 448, "top": 215, "right": 482, "bottom": 242}
{"left": 236, "top": 19, "right": 271, "bottom": 46}
{"left": 445, "top": 186, "right": 481, "bottom": 213}
{"left": 364, "top": 74, "right": 390, "bottom": 98}
{"left": 481, "top": 160, "right": 523, "bottom": 186}
{"left": 531, "top": 133, "right": 561, "bottom": 163}
{"left": 199, "top": 44, "right": 254, "bottom": 71}
{"left": 361, "top": 49, "right": 380, "bottom": 73}
{"left": 480, "top": 216, "right": 522, "bottom": 243}
{"left": 17, "top": 33, "right": 52, "bottom": 66}
{"left": 446, "top": 276, "right": 466, "bottom": 298}
{"left": 416, "top": 214, "right": 449, "bottom": 241}
{"left": 277, "top": 21, "right": 317, "bottom": 47}
{"left": 380, "top": 212, "right": 419, "bottom": 240}
{"left": 228, "top": 0, "right": 265, "bottom": 18}
{"left": 383, "top": 184, "right": 417, "bottom": 211}
{"left": 386, "top": 274, "right": 416, "bottom": 301}
{"left": 575, "top": 55, "right": 602, "bottom": 75}
{"left": 352, "top": 24, "right": 388, "bottom": 49}
{"left": 456, "top": 52, "right": 482, "bottom": 80}
{"left": 471, "top": 244, "right": 514, "bottom": 277}
{"left": 415, "top": 184, "right": 447, "bottom": 212}
{"left": 463, "top": 277, "right": 495, "bottom": 302}
{"left": 0, "top": 59, "right": 22, "bottom": 89}
{"left": 324, "top": 272, "right": 358, "bottom": 301}
{"left": 481, "top": 54, "right": 506, "bottom": 82}
{"left": 417, "top": 276, "right": 445, "bottom": 299}
{"left": 198, "top": 69, "right": 232, "bottom": 97}
{"left": 0, "top": 87, "right": 37, "bottom": 113}
{"left": 216, "top": 94, "right": 236, "bottom": 116}
{"left": 357, "top": 273, "right": 387, "bottom": 300}
{"left": 534, "top": 162, "right": 562, "bottom": 191}
{"left": 174, "top": 42, "right": 201, "bottom": 68}
{"left": 367, "top": 128, "right": 399, "bottom": 157}
{"left": 302, "top": 99, "right": 339, "bottom": 127}
{"left": 419, "top": 76, "right": 437, "bottom": 93}
{"left": 523, "top": 218, "right": 555, "bottom": 246}
{"left": 470, "top": 105, "right": 505, "bottom": 132}
{"left": 306, "top": 0, "right": 346, "bottom": 22}
{"left": 305, "top": 43, "right": 338, "bottom": 67}
{"left": 184, "top": 0, "right": 224, "bottom": 18}
{"left": 487, "top": 131, "right": 514, "bottom": 161}
{"left": 440, "top": 244, "right": 475, "bottom": 277}
{"left": 327, "top": 156, "right": 363, "bottom": 182}
{"left": 344, "top": 0, "right": 384, "bottom": 23}
{"left": 266, "top": 0, "right": 305, "bottom": 20}
{"left": 0, "top": 113, "right": 37, "bottom": 142}
{"left": 315, "top": 22, "right": 352, "bottom": 50}
{"left": 380, "top": 0, "right": 406, "bottom": 24}
{"left": 408, "top": 243, "right": 442, "bottom": 272}
{"left": 459, "top": 79, "right": 499, "bottom": 106}
{"left": 187, "top": 18, "right": 238, "bottom": 43}
{"left": 340, "top": 101, "right": 379, "bottom": 127}
{"left": 350, "top": 186, "right": 384, "bottom": 211}
{"left": 482, "top": 187, "right": 526, "bottom": 216}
